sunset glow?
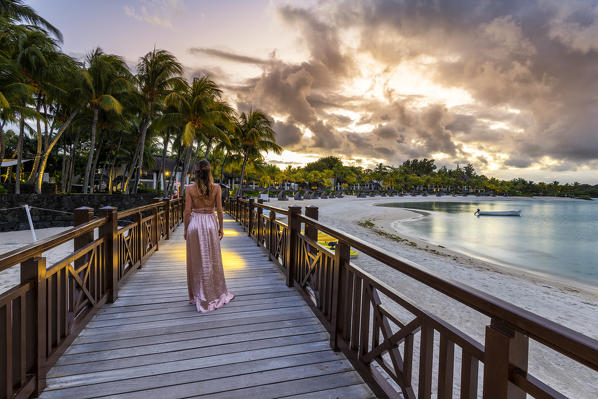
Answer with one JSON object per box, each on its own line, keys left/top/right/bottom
{"left": 26, "top": 0, "right": 598, "bottom": 183}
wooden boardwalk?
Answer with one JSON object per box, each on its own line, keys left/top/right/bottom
{"left": 39, "top": 215, "right": 375, "bottom": 399}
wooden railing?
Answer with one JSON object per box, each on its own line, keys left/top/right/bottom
{"left": 0, "top": 198, "right": 183, "bottom": 399}
{"left": 226, "top": 197, "right": 598, "bottom": 399}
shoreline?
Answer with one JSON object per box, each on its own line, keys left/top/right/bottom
{"left": 373, "top": 205, "right": 598, "bottom": 297}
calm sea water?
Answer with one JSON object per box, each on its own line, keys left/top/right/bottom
{"left": 379, "top": 200, "right": 598, "bottom": 286}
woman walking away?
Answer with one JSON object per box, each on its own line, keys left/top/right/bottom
{"left": 184, "top": 159, "right": 234, "bottom": 312}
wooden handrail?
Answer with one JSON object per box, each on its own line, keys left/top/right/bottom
{"left": 237, "top": 198, "right": 289, "bottom": 215}
{"left": 0, "top": 217, "right": 107, "bottom": 272}
{"left": 117, "top": 200, "right": 168, "bottom": 219}
{"left": 297, "top": 213, "right": 598, "bottom": 371}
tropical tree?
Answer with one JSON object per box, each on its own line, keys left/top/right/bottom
{"left": 124, "top": 48, "right": 184, "bottom": 193}
{"left": 235, "top": 110, "right": 282, "bottom": 197}
{"left": 80, "top": 48, "right": 130, "bottom": 193}
{"left": 163, "top": 75, "right": 234, "bottom": 181}
{"left": 0, "top": 0, "right": 62, "bottom": 41}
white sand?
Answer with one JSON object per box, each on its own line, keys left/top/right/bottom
{"left": 1, "top": 227, "right": 73, "bottom": 294}
{"left": 275, "top": 195, "right": 598, "bottom": 397}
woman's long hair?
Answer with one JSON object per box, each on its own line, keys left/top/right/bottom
{"left": 194, "top": 159, "right": 214, "bottom": 198}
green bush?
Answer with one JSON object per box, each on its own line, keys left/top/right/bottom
{"left": 0, "top": 185, "right": 7, "bottom": 194}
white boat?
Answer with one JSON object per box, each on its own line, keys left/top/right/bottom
{"left": 474, "top": 209, "right": 521, "bottom": 216}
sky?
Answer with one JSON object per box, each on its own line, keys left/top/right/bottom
{"left": 26, "top": 0, "right": 598, "bottom": 183}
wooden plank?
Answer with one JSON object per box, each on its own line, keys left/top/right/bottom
{"left": 187, "top": 371, "right": 366, "bottom": 399}
{"left": 78, "top": 306, "right": 314, "bottom": 336}
{"left": 72, "top": 310, "right": 316, "bottom": 344}
{"left": 85, "top": 301, "right": 307, "bottom": 328}
{"left": 46, "top": 341, "right": 333, "bottom": 388}
{"left": 57, "top": 324, "right": 325, "bottom": 365}
{"left": 65, "top": 318, "right": 321, "bottom": 355}
{"left": 48, "top": 332, "right": 328, "bottom": 376}
{"left": 279, "top": 383, "right": 377, "bottom": 399}
{"left": 41, "top": 351, "right": 343, "bottom": 398}
{"left": 105, "top": 363, "right": 357, "bottom": 399}
{"left": 91, "top": 295, "right": 302, "bottom": 321}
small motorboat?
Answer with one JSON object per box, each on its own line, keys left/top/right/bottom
{"left": 474, "top": 209, "right": 521, "bottom": 216}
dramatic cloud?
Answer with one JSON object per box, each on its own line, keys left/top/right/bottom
{"left": 189, "top": 48, "right": 271, "bottom": 66}
{"left": 188, "top": 0, "right": 598, "bottom": 176}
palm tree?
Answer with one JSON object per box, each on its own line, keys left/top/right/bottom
{"left": 124, "top": 48, "right": 184, "bottom": 194}
{"left": 0, "top": 0, "right": 62, "bottom": 41}
{"left": 81, "top": 48, "right": 130, "bottom": 193}
{"left": 235, "top": 110, "right": 282, "bottom": 197}
{"left": 164, "top": 75, "right": 233, "bottom": 181}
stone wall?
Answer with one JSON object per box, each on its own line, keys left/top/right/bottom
{"left": 0, "top": 194, "right": 161, "bottom": 231}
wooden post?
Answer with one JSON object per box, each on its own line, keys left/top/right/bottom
{"left": 482, "top": 319, "right": 528, "bottom": 399}
{"left": 152, "top": 205, "right": 159, "bottom": 252}
{"left": 305, "top": 206, "right": 318, "bottom": 242}
{"left": 98, "top": 207, "right": 118, "bottom": 303}
{"left": 268, "top": 210, "right": 276, "bottom": 261}
{"left": 331, "top": 240, "right": 349, "bottom": 350}
{"left": 286, "top": 205, "right": 301, "bottom": 287}
{"left": 136, "top": 211, "right": 143, "bottom": 265}
{"left": 165, "top": 199, "right": 171, "bottom": 239}
{"left": 257, "top": 199, "right": 264, "bottom": 246}
{"left": 73, "top": 207, "right": 94, "bottom": 265}
{"left": 248, "top": 198, "right": 255, "bottom": 237}
{"left": 20, "top": 256, "right": 46, "bottom": 395}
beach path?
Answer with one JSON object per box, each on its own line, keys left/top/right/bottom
{"left": 39, "top": 215, "right": 374, "bottom": 399}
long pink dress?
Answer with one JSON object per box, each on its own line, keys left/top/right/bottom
{"left": 184, "top": 183, "right": 234, "bottom": 312}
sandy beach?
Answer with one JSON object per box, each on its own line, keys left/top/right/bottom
{"left": 1, "top": 195, "right": 596, "bottom": 396}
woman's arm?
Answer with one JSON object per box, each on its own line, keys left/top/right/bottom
{"left": 183, "top": 186, "right": 192, "bottom": 239}
{"left": 216, "top": 185, "right": 224, "bottom": 239}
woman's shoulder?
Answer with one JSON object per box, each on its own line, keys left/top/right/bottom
{"left": 211, "top": 183, "right": 221, "bottom": 191}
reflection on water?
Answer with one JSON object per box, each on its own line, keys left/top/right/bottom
{"left": 379, "top": 200, "right": 598, "bottom": 285}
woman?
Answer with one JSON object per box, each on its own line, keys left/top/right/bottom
{"left": 184, "top": 159, "right": 234, "bottom": 312}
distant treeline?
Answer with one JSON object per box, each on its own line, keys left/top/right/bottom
{"left": 261, "top": 157, "right": 597, "bottom": 199}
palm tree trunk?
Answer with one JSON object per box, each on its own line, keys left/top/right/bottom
{"left": 219, "top": 151, "right": 229, "bottom": 183}
{"left": 122, "top": 142, "right": 139, "bottom": 193}
{"left": 131, "top": 115, "right": 151, "bottom": 194}
{"left": 89, "top": 138, "right": 103, "bottom": 193}
{"left": 27, "top": 99, "right": 43, "bottom": 184}
{"left": 43, "top": 103, "right": 50, "bottom": 151}
{"left": 188, "top": 145, "right": 202, "bottom": 175}
{"left": 15, "top": 119, "right": 25, "bottom": 194}
{"left": 108, "top": 136, "right": 122, "bottom": 193}
{"left": 35, "top": 109, "right": 78, "bottom": 194}
{"left": 204, "top": 137, "right": 213, "bottom": 159}
{"left": 166, "top": 144, "right": 183, "bottom": 193}
{"left": 67, "top": 154, "right": 74, "bottom": 193}
{"left": 160, "top": 129, "right": 170, "bottom": 191}
{"left": 237, "top": 152, "right": 249, "bottom": 197}
{"left": 67, "top": 129, "right": 80, "bottom": 194}
{"left": 181, "top": 144, "right": 193, "bottom": 185}
{"left": 60, "top": 142, "right": 67, "bottom": 193}
{"left": 83, "top": 107, "right": 99, "bottom": 194}
{"left": 0, "top": 122, "right": 5, "bottom": 169}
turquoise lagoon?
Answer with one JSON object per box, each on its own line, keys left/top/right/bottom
{"left": 379, "top": 200, "right": 598, "bottom": 286}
